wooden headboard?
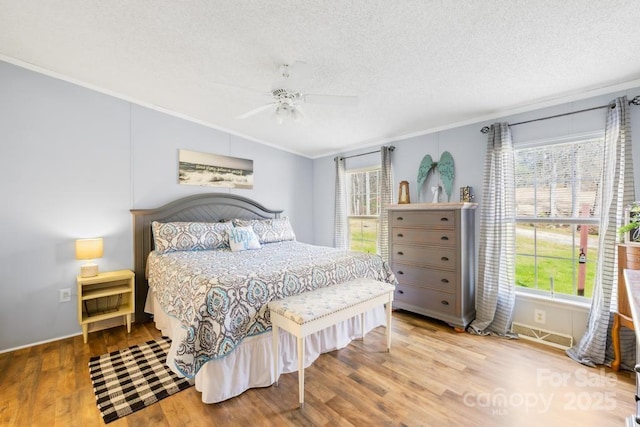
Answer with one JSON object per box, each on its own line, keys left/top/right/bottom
{"left": 130, "top": 193, "right": 283, "bottom": 322}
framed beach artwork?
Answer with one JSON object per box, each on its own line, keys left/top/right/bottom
{"left": 178, "top": 149, "right": 254, "bottom": 189}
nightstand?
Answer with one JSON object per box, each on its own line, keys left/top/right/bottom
{"left": 77, "top": 269, "right": 135, "bottom": 343}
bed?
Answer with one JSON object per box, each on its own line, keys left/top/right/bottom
{"left": 131, "top": 193, "right": 396, "bottom": 403}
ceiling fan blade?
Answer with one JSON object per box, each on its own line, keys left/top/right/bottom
{"left": 236, "top": 103, "right": 276, "bottom": 119}
{"left": 303, "top": 94, "right": 358, "bottom": 106}
{"left": 291, "top": 104, "right": 305, "bottom": 122}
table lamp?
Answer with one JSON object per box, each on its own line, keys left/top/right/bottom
{"left": 75, "top": 238, "right": 104, "bottom": 277}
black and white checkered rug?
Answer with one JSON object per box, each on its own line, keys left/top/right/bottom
{"left": 88, "top": 337, "right": 194, "bottom": 424}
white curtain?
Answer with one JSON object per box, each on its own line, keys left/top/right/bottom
{"left": 379, "top": 146, "right": 393, "bottom": 260}
{"left": 468, "top": 123, "right": 517, "bottom": 336}
{"left": 334, "top": 156, "right": 348, "bottom": 249}
{"left": 567, "top": 96, "right": 635, "bottom": 367}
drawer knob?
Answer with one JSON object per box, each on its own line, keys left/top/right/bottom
{"left": 397, "top": 251, "right": 404, "bottom": 255}
{"left": 441, "top": 256, "right": 449, "bottom": 261}
{"left": 397, "top": 270, "right": 404, "bottom": 275}
{"left": 397, "top": 290, "right": 405, "bottom": 294}
{"left": 441, "top": 236, "right": 449, "bottom": 241}
{"left": 440, "top": 217, "right": 449, "bottom": 222}
{"left": 441, "top": 278, "right": 449, "bottom": 283}
{"left": 397, "top": 216, "right": 404, "bottom": 221}
{"left": 441, "top": 300, "right": 450, "bottom": 306}
{"left": 397, "top": 233, "right": 404, "bottom": 237}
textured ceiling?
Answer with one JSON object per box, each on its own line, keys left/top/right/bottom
{"left": 2, "top": 1, "right": 640, "bottom": 158}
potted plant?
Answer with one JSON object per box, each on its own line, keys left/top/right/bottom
{"left": 619, "top": 202, "right": 640, "bottom": 244}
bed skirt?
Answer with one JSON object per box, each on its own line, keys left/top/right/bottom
{"left": 145, "top": 290, "right": 385, "bottom": 403}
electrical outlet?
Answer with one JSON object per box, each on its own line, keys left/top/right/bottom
{"left": 59, "top": 288, "right": 71, "bottom": 303}
{"left": 534, "top": 309, "right": 546, "bottom": 324}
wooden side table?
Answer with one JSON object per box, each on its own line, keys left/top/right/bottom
{"left": 77, "top": 269, "right": 135, "bottom": 343}
{"left": 613, "top": 244, "right": 640, "bottom": 371}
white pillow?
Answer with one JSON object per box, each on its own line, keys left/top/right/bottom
{"left": 228, "top": 226, "right": 261, "bottom": 252}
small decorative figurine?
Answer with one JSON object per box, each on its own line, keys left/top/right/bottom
{"left": 431, "top": 185, "right": 440, "bottom": 203}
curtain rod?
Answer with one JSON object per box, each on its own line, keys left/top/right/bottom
{"left": 479, "top": 95, "right": 640, "bottom": 134}
{"left": 338, "top": 145, "right": 395, "bottom": 161}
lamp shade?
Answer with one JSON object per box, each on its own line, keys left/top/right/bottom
{"left": 75, "top": 238, "right": 104, "bottom": 260}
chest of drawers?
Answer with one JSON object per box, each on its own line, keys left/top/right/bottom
{"left": 387, "top": 203, "right": 478, "bottom": 330}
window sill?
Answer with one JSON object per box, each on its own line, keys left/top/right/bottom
{"left": 515, "top": 290, "right": 591, "bottom": 311}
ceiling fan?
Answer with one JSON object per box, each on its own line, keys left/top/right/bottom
{"left": 236, "top": 63, "right": 358, "bottom": 124}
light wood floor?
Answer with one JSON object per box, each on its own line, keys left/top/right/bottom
{"left": 0, "top": 310, "right": 635, "bottom": 427}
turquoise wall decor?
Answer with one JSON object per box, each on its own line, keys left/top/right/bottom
{"left": 416, "top": 151, "right": 455, "bottom": 202}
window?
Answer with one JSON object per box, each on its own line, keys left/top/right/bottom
{"left": 347, "top": 168, "right": 380, "bottom": 253}
{"left": 514, "top": 134, "right": 604, "bottom": 300}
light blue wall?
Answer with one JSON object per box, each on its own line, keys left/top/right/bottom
{"left": 0, "top": 61, "right": 313, "bottom": 351}
{"left": 129, "top": 106, "right": 313, "bottom": 233}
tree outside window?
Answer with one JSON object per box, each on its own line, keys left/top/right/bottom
{"left": 514, "top": 136, "right": 604, "bottom": 300}
{"left": 347, "top": 169, "right": 380, "bottom": 253}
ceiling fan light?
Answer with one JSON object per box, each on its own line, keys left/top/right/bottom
{"left": 274, "top": 104, "right": 289, "bottom": 124}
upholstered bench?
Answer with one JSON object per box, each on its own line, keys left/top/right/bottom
{"left": 268, "top": 278, "right": 395, "bottom": 408}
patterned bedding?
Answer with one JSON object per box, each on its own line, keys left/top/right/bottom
{"left": 147, "top": 241, "right": 396, "bottom": 377}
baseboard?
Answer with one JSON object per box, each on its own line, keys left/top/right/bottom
{"left": 0, "top": 318, "right": 134, "bottom": 354}
{"left": 0, "top": 332, "right": 82, "bottom": 354}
